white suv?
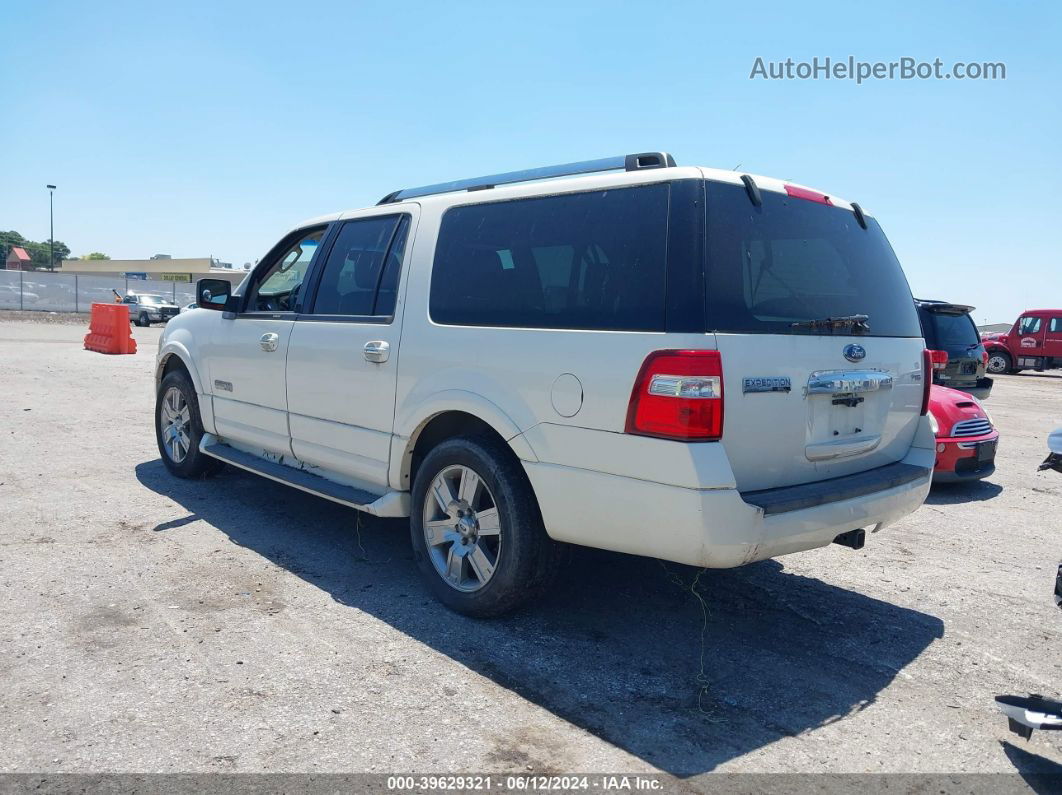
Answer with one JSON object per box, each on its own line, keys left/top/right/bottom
{"left": 155, "top": 152, "right": 935, "bottom": 616}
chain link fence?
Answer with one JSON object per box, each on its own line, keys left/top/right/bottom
{"left": 0, "top": 271, "right": 198, "bottom": 313}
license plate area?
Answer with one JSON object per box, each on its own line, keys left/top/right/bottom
{"left": 804, "top": 369, "right": 894, "bottom": 460}
{"left": 977, "top": 440, "right": 997, "bottom": 462}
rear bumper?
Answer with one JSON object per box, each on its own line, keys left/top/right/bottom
{"left": 523, "top": 429, "right": 934, "bottom": 569}
{"left": 935, "top": 376, "right": 993, "bottom": 400}
{"left": 958, "top": 377, "right": 994, "bottom": 400}
{"left": 741, "top": 461, "right": 927, "bottom": 516}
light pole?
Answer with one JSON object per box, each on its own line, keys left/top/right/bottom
{"left": 46, "top": 184, "right": 56, "bottom": 270}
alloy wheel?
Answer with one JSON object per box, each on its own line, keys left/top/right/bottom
{"left": 422, "top": 464, "right": 501, "bottom": 592}
{"left": 160, "top": 386, "right": 192, "bottom": 463}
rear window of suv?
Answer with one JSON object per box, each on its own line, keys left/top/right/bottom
{"left": 704, "top": 181, "right": 921, "bottom": 337}
{"left": 430, "top": 184, "right": 669, "bottom": 331}
{"left": 917, "top": 307, "right": 980, "bottom": 350}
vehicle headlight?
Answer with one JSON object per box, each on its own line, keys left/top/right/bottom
{"left": 928, "top": 412, "right": 940, "bottom": 435}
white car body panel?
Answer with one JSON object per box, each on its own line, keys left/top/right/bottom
{"left": 286, "top": 319, "right": 400, "bottom": 488}
{"left": 205, "top": 315, "right": 294, "bottom": 455}
{"left": 157, "top": 161, "right": 930, "bottom": 570}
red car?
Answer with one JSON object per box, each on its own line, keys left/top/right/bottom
{"left": 928, "top": 385, "right": 998, "bottom": 483}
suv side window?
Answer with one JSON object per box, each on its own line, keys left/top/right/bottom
{"left": 1019, "top": 316, "right": 1042, "bottom": 334}
{"left": 1050, "top": 317, "right": 1061, "bottom": 333}
{"left": 310, "top": 215, "right": 410, "bottom": 317}
{"left": 373, "top": 216, "right": 410, "bottom": 317}
{"left": 246, "top": 229, "right": 325, "bottom": 313}
{"left": 429, "top": 184, "right": 670, "bottom": 331}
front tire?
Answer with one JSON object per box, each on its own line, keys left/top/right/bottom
{"left": 155, "top": 370, "right": 223, "bottom": 479}
{"left": 410, "top": 435, "right": 558, "bottom": 617}
{"left": 986, "top": 350, "right": 1012, "bottom": 375}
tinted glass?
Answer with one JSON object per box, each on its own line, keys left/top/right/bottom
{"left": 430, "top": 184, "right": 670, "bottom": 331}
{"left": 373, "top": 215, "right": 410, "bottom": 316}
{"left": 919, "top": 308, "right": 980, "bottom": 350}
{"left": 1052, "top": 318, "right": 1061, "bottom": 333}
{"left": 705, "top": 181, "right": 921, "bottom": 337}
{"left": 312, "top": 216, "right": 402, "bottom": 316}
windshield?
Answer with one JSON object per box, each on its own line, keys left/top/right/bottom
{"left": 704, "top": 181, "right": 921, "bottom": 337}
{"left": 138, "top": 295, "right": 166, "bottom": 305}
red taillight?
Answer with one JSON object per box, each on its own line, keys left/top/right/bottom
{"left": 928, "top": 349, "right": 949, "bottom": 371}
{"left": 784, "top": 184, "right": 832, "bottom": 205}
{"left": 921, "top": 349, "right": 932, "bottom": 416}
{"left": 626, "top": 350, "right": 724, "bottom": 441}
{"left": 982, "top": 350, "right": 989, "bottom": 367}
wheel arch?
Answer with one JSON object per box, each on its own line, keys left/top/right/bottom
{"left": 391, "top": 394, "right": 538, "bottom": 492}
{"left": 156, "top": 344, "right": 205, "bottom": 395}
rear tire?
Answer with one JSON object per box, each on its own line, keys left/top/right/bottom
{"left": 986, "top": 350, "right": 1012, "bottom": 375}
{"left": 410, "top": 435, "right": 559, "bottom": 617}
{"left": 138, "top": 313, "right": 151, "bottom": 327}
{"left": 155, "top": 370, "right": 223, "bottom": 479}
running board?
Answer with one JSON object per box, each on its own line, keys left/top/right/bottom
{"left": 199, "top": 436, "right": 410, "bottom": 517}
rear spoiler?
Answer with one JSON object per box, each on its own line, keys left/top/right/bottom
{"left": 916, "top": 301, "right": 976, "bottom": 315}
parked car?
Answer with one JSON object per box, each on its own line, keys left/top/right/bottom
{"left": 123, "top": 293, "right": 180, "bottom": 326}
{"left": 154, "top": 151, "right": 937, "bottom": 616}
{"left": 984, "top": 309, "right": 1062, "bottom": 375}
{"left": 180, "top": 302, "right": 198, "bottom": 314}
{"left": 915, "top": 299, "right": 992, "bottom": 400}
{"left": 927, "top": 385, "right": 997, "bottom": 482}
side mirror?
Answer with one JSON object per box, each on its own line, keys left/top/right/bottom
{"left": 196, "top": 278, "right": 232, "bottom": 311}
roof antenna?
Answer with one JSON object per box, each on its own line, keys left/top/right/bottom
{"left": 732, "top": 163, "right": 742, "bottom": 171}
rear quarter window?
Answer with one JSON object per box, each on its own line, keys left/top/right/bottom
{"left": 429, "top": 184, "right": 670, "bottom": 331}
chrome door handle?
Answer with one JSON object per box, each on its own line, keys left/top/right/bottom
{"left": 363, "top": 340, "right": 390, "bottom": 363}
{"left": 259, "top": 332, "right": 279, "bottom": 352}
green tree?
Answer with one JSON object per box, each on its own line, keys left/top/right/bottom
{"left": 0, "top": 230, "right": 27, "bottom": 263}
{"left": 1, "top": 231, "right": 70, "bottom": 270}
{"left": 28, "top": 239, "right": 71, "bottom": 270}
{"left": 81, "top": 252, "right": 110, "bottom": 260}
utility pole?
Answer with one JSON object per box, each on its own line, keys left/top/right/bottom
{"left": 46, "top": 184, "right": 56, "bottom": 270}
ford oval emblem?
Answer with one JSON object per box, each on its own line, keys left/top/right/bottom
{"left": 843, "top": 344, "right": 867, "bottom": 363}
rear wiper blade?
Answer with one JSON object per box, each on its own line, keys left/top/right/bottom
{"left": 790, "top": 314, "right": 870, "bottom": 334}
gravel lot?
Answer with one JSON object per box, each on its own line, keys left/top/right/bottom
{"left": 1, "top": 314, "right": 1060, "bottom": 781}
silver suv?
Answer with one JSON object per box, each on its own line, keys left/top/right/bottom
{"left": 124, "top": 293, "right": 179, "bottom": 326}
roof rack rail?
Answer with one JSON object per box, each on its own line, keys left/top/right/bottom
{"left": 377, "top": 151, "right": 677, "bottom": 204}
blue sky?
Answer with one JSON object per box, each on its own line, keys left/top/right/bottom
{"left": 2, "top": 0, "right": 1058, "bottom": 324}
